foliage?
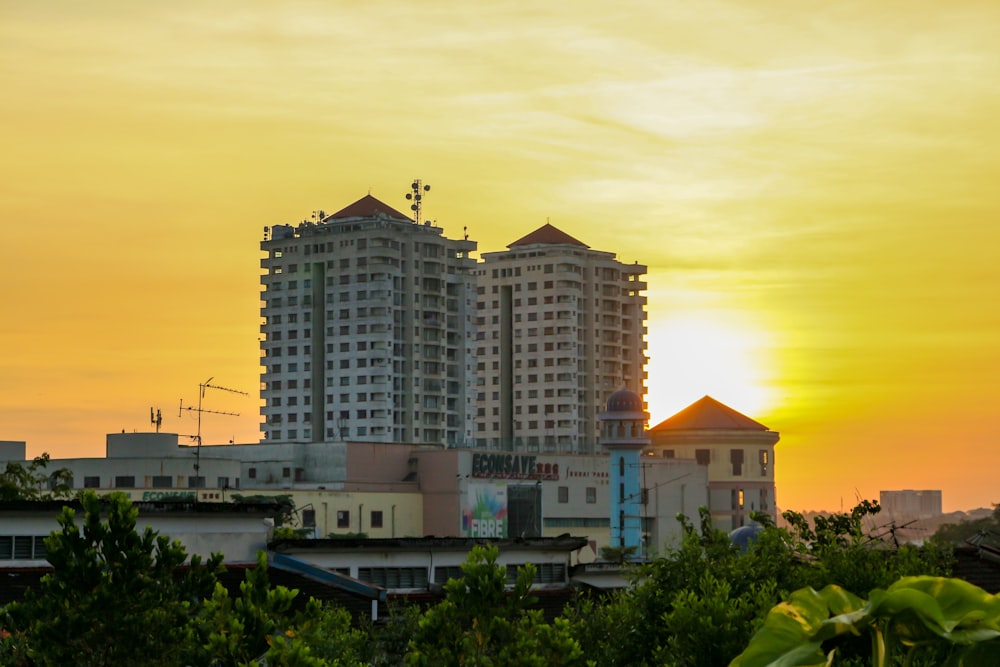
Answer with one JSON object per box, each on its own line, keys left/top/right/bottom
{"left": 933, "top": 505, "right": 1000, "bottom": 545}
{"left": 3, "top": 491, "right": 223, "bottom": 666}
{"left": 730, "top": 577, "right": 1000, "bottom": 667}
{"left": 274, "top": 525, "right": 314, "bottom": 540}
{"left": 0, "top": 454, "right": 73, "bottom": 501}
{"left": 232, "top": 493, "right": 296, "bottom": 525}
{"left": 406, "top": 545, "right": 585, "bottom": 666}
{"left": 599, "top": 544, "right": 638, "bottom": 564}
{"left": 190, "top": 551, "right": 368, "bottom": 666}
{"left": 566, "top": 502, "right": 952, "bottom": 667}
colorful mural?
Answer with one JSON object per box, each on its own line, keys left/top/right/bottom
{"left": 462, "top": 482, "right": 508, "bottom": 538}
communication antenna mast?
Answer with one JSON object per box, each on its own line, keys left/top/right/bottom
{"left": 150, "top": 407, "right": 163, "bottom": 433}
{"left": 405, "top": 179, "right": 431, "bottom": 225}
{"left": 178, "top": 377, "right": 248, "bottom": 496}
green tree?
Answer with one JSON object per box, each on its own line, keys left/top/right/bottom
{"left": 0, "top": 453, "right": 73, "bottom": 501}
{"left": 566, "top": 502, "right": 952, "bottom": 667}
{"left": 4, "top": 491, "right": 222, "bottom": 666}
{"left": 406, "top": 545, "right": 585, "bottom": 666}
{"left": 933, "top": 505, "right": 1000, "bottom": 544}
{"left": 191, "top": 551, "right": 368, "bottom": 667}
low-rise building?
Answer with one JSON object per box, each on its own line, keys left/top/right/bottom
{"left": 648, "top": 395, "right": 780, "bottom": 531}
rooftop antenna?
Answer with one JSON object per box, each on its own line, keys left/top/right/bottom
{"left": 405, "top": 179, "right": 431, "bottom": 225}
{"left": 179, "top": 377, "right": 248, "bottom": 497}
{"left": 150, "top": 407, "right": 163, "bottom": 433}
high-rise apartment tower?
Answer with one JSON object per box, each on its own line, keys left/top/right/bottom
{"left": 260, "top": 194, "right": 478, "bottom": 446}
{"left": 475, "top": 224, "right": 648, "bottom": 454}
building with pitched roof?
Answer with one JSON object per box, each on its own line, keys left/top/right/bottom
{"left": 648, "top": 395, "right": 779, "bottom": 530}
{"left": 260, "top": 194, "right": 478, "bottom": 447}
{"left": 474, "top": 223, "right": 648, "bottom": 454}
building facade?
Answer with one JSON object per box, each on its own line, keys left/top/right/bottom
{"left": 880, "top": 490, "right": 943, "bottom": 520}
{"left": 474, "top": 224, "right": 648, "bottom": 454}
{"left": 648, "top": 395, "right": 780, "bottom": 530}
{"left": 600, "top": 386, "right": 650, "bottom": 555}
{"left": 260, "top": 194, "right": 478, "bottom": 447}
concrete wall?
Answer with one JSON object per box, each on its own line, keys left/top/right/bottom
{"left": 0, "top": 506, "right": 271, "bottom": 566}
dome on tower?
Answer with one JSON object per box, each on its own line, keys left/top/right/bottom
{"left": 605, "top": 386, "right": 643, "bottom": 414}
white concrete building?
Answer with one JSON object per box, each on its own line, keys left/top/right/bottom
{"left": 260, "top": 193, "right": 478, "bottom": 447}
{"left": 475, "top": 224, "right": 648, "bottom": 454}
{"left": 648, "top": 395, "right": 780, "bottom": 531}
{"left": 0, "top": 498, "right": 274, "bottom": 567}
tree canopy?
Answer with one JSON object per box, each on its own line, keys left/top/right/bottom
{"left": 0, "top": 497, "right": 982, "bottom": 666}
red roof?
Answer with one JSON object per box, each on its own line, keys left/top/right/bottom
{"left": 649, "top": 396, "right": 770, "bottom": 432}
{"left": 326, "top": 194, "right": 413, "bottom": 222}
{"left": 508, "top": 223, "right": 589, "bottom": 249}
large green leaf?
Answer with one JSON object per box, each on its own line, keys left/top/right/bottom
{"left": 730, "top": 577, "right": 1000, "bottom": 667}
{"left": 729, "top": 586, "right": 864, "bottom": 667}
{"left": 870, "top": 577, "right": 1000, "bottom": 647}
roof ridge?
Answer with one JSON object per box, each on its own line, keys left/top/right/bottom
{"left": 508, "top": 223, "right": 589, "bottom": 249}
{"left": 326, "top": 194, "right": 413, "bottom": 222}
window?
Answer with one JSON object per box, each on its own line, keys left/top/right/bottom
{"left": 217, "top": 477, "right": 230, "bottom": 489}
{"left": 730, "top": 449, "right": 744, "bottom": 476}
{"left": 695, "top": 449, "right": 711, "bottom": 466}
{"left": 0, "top": 536, "right": 47, "bottom": 561}
{"left": 83, "top": 476, "right": 100, "bottom": 488}
{"left": 302, "top": 509, "right": 316, "bottom": 527}
{"left": 114, "top": 476, "right": 135, "bottom": 488}
{"left": 371, "top": 510, "right": 383, "bottom": 528}
{"left": 248, "top": 467, "right": 257, "bottom": 479}
{"left": 337, "top": 510, "right": 350, "bottom": 529}
{"left": 759, "top": 449, "right": 769, "bottom": 476}
{"left": 188, "top": 476, "right": 205, "bottom": 489}
{"left": 357, "top": 567, "right": 428, "bottom": 588}
{"left": 151, "top": 475, "right": 172, "bottom": 488}
{"left": 557, "top": 486, "right": 569, "bottom": 503}
{"left": 282, "top": 467, "right": 291, "bottom": 478}
{"left": 586, "top": 487, "right": 597, "bottom": 504}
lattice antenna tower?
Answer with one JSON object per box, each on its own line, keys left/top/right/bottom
{"left": 405, "top": 179, "right": 431, "bottom": 225}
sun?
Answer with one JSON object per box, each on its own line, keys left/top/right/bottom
{"left": 645, "top": 311, "right": 776, "bottom": 424}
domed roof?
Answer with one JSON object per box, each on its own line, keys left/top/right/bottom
{"left": 606, "top": 386, "right": 643, "bottom": 414}
{"left": 729, "top": 522, "right": 764, "bottom": 551}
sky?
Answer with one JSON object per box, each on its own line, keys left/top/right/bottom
{"left": 2, "top": 1, "right": 998, "bottom": 513}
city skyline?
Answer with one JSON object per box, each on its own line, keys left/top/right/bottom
{"left": 3, "top": 2, "right": 998, "bottom": 512}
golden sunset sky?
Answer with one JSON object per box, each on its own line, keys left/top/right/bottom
{"left": 2, "top": 1, "right": 998, "bottom": 512}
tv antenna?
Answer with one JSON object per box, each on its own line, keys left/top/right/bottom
{"left": 179, "top": 377, "right": 248, "bottom": 494}
{"left": 405, "top": 179, "right": 431, "bottom": 225}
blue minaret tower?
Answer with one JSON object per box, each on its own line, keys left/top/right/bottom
{"left": 599, "top": 386, "right": 650, "bottom": 556}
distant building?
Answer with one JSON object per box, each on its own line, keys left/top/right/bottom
{"left": 648, "top": 396, "right": 780, "bottom": 531}
{"left": 475, "top": 223, "right": 648, "bottom": 454}
{"left": 880, "top": 489, "right": 943, "bottom": 520}
{"left": 260, "top": 193, "right": 478, "bottom": 447}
